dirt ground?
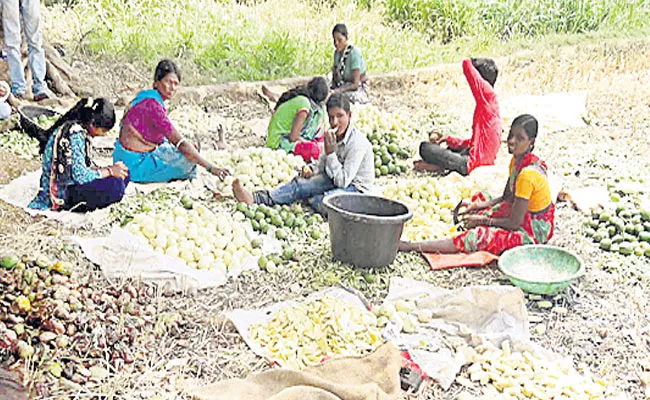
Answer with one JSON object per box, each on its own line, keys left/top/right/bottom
{"left": 1, "top": 37, "right": 649, "bottom": 399}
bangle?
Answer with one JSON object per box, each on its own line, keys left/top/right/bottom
{"left": 106, "top": 167, "right": 113, "bottom": 177}
{"left": 206, "top": 164, "right": 213, "bottom": 173}
{"left": 175, "top": 138, "right": 186, "bottom": 149}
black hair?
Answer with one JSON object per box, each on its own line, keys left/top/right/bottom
{"left": 471, "top": 58, "right": 498, "bottom": 87}
{"left": 332, "top": 23, "right": 348, "bottom": 38}
{"left": 37, "top": 98, "right": 116, "bottom": 154}
{"left": 154, "top": 59, "right": 181, "bottom": 83}
{"left": 511, "top": 114, "right": 538, "bottom": 141}
{"left": 326, "top": 93, "right": 351, "bottom": 113}
{"left": 274, "top": 77, "right": 329, "bottom": 110}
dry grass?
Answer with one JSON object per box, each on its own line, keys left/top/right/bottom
{"left": 2, "top": 37, "right": 650, "bottom": 399}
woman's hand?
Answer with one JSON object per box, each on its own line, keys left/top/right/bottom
{"left": 429, "top": 131, "right": 445, "bottom": 144}
{"left": 108, "top": 162, "right": 129, "bottom": 179}
{"left": 463, "top": 215, "right": 488, "bottom": 229}
{"left": 460, "top": 199, "right": 487, "bottom": 215}
{"left": 300, "top": 165, "right": 314, "bottom": 179}
{"left": 208, "top": 164, "right": 231, "bottom": 181}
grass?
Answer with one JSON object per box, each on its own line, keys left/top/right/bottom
{"left": 44, "top": 0, "right": 650, "bottom": 84}
{"left": 385, "top": 0, "right": 650, "bottom": 42}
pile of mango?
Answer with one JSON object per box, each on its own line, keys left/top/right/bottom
{"left": 584, "top": 205, "right": 650, "bottom": 257}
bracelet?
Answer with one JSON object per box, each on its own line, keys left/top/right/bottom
{"left": 106, "top": 167, "right": 113, "bottom": 177}
{"left": 175, "top": 138, "right": 187, "bottom": 149}
{"left": 206, "top": 164, "right": 213, "bottom": 173}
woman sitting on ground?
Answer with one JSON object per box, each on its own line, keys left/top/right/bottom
{"left": 266, "top": 77, "right": 329, "bottom": 162}
{"left": 330, "top": 23, "right": 369, "bottom": 104}
{"left": 414, "top": 58, "right": 501, "bottom": 176}
{"left": 29, "top": 98, "right": 129, "bottom": 212}
{"left": 400, "top": 115, "right": 554, "bottom": 255}
{"left": 113, "top": 59, "right": 230, "bottom": 183}
{"left": 233, "top": 94, "right": 374, "bottom": 215}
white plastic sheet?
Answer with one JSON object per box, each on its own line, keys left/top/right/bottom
{"left": 75, "top": 225, "right": 281, "bottom": 292}
{"left": 0, "top": 169, "right": 192, "bottom": 227}
{"left": 381, "top": 277, "right": 530, "bottom": 389}
{"left": 227, "top": 287, "right": 369, "bottom": 366}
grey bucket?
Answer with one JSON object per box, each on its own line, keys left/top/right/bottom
{"left": 322, "top": 193, "right": 412, "bottom": 268}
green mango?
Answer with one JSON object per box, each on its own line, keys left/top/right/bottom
{"left": 0, "top": 255, "right": 19, "bottom": 269}
{"left": 600, "top": 238, "right": 612, "bottom": 251}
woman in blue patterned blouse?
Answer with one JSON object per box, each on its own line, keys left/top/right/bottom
{"left": 29, "top": 98, "right": 129, "bottom": 212}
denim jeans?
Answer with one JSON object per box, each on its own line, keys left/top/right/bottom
{"left": 2, "top": 0, "right": 47, "bottom": 96}
{"left": 254, "top": 174, "right": 359, "bottom": 215}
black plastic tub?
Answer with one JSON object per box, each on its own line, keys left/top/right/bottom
{"left": 17, "top": 105, "right": 61, "bottom": 140}
{"left": 322, "top": 193, "right": 412, "bottom": 268}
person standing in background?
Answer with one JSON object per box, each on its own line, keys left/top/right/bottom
{"left": 2, "top": 0, "right": 53, "bottom": 101}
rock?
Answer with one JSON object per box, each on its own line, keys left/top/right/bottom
{"left": 528, "top": 294, "right": 543, "bottom": 300}
{"left": 529, "top": 314, "right": 544, "bottom": 323}
{"left": 89, "top": 366, "right": 109, "bottom": 381}
{"left": 537, "top": 300, "right": 553, "bottom": 309}
{"left": 533, "top": 324, "right": 547, "bottom": 335}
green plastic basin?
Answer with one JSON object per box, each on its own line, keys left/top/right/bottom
{"left": 498, "top": 245, "right": 584, "bottom": 295}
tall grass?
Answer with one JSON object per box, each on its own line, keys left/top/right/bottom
{"left": 45, "top": 0, "right": 650, "bottom": 83}
{"left": 385, "top": 0, "right": 650, "bottom": 42}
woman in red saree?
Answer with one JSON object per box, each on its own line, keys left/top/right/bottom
{"left": 399, "top": 114, "right": 554, "bottom": 255}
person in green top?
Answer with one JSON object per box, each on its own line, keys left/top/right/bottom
{"left": 331, "top": 23, "right": 369, "bottom": 104}
{"left": 266, "top": 77, "right": 329, "bottom": 162}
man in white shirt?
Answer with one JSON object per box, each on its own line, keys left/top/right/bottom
{"left": 233, "top": 94, "right": 374, "bottom": 214}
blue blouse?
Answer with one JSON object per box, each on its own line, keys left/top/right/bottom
{"left": 29, "top": 126, "right": 101, "bottom": 210}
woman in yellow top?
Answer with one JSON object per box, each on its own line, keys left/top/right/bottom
{"left": 399, "top": 114, "right": 554, "bottom": 255}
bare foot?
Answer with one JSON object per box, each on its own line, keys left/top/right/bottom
{"left": 216, "top": 124, "right": 228, "bottom": 150}
{"left": 232, "top": 179, "right": 254, "bottom": 205}
{"left": 413, "top": 160, "right": 442, "bottom": 173}
{"left": 261, "top": 85, "right": 277, "bottom": 103}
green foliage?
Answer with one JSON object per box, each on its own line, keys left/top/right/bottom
{"left": 385, "top": 0, "right": 650, "bottom": 43}
{"left": 69, "top": 0, "right": 650, "bottom": 83}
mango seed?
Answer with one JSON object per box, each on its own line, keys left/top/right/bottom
{"left": 51, "top": 274, "right": 67, "bottom": 285}
{"left": 3, "top": 329, "right": 18, "bottom": 343}
{"left": 14, "top": 295, "right": 31, "bottom": 313}
{"left": 35, "top": 255, "right": 51, "bottom": 268}
{"left": 89, "top": 366, "right": 109, "bottom": 381}
{"left": 50, "top": 362, "right": 63, "bottom": 378}
{"left": 69, "top": 300, "right": 83, "bottom": 312}
{"left": 51, "top": 320, "right": 66, "bottom": 335}
{"left": 55, "top": 335, "right": 69, "bottom": 349}
{"left": 18, "top": 341, "right": 35, "bottom": 358}
{"left": 13, "top": 324, "right": 25, "bottom": 335}
{"left": 118, "top": 292, "right": 132, "bottom": 307}
{"left": 39, "top": 331, "right": 57, "bottom": 343}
